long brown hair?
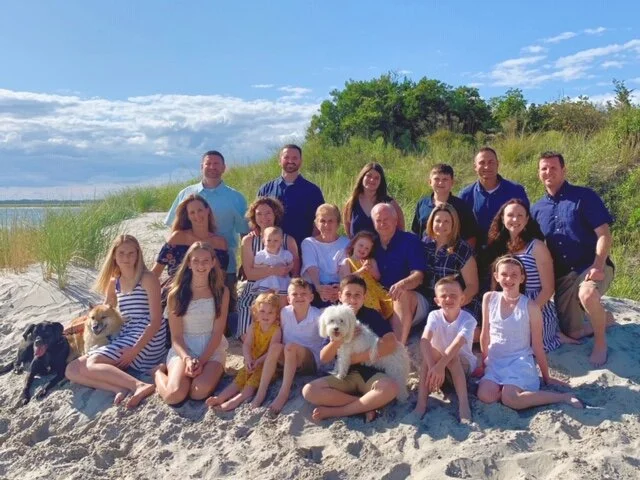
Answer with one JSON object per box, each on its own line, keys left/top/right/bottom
{"left": 167, "top": 242, "right": 225, "bottom": 317}
{"left": 343, "top": 163, "right": 392, "bottom": 225}
{"left": 486, "top": 198, "right": 544, "bottom": 258}
{"left": 94, "top": 235, "right": 147, "bottom": 294}
{"left": 172, "top": 194, "right": 217, "bottom": 233}
{"left": 425, "top": 204, "right": 461, "bottom": 254}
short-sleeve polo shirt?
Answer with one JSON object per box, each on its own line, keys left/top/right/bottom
{"left": 374, "top": 230, "right": 427, "bottom": 290}
{"left": 531, "top": 181, "right": 614, "bottom": 278}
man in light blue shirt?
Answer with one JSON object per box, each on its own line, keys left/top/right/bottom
{"left": 165, "top": 150, "right": 250, "bottom": 306}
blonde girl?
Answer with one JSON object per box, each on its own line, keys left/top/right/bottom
{"left": 66, "top": 235, "right": 167, "bottom": 408}
{"left": 206, "top": 292, "right": 281, "bottom": 411}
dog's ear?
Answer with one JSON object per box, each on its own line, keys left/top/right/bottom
{"left": 343, "top": 315, "right": 356, "bottom": 343}
{"left": 22, "top": 324, "right": 35, "bottom": 340}
{"left": 318, "top": 315, "right": 328, "bottom": 338}
{"left": 51, "top": 322, "right": 64, "bottom": 340}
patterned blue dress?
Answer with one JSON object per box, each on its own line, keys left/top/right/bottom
{"left": 90, "top": 278, "right": 168, "bottom": 373}
{"left": 514, "top": 241, "right": 562, "bottom": 352}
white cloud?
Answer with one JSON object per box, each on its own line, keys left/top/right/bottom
{"left": 468, "top": 82, "right": 484, "bottom": 87}
{"left": 601, "top": 60, "right": 625, "bottom": 69}
{"left": 0, "top": 88, "right": 319, "bottom": 198}
{"left": 398, "top": 69, "right": 413, "bottom": 75}
{"left": 251, "top": 84, "right": 274, "bottom": 89}
{"left": 584, "top": 27, "right": 607, "bottom": 35}
{"left": 489, "top": 55, "right": 549, "bottom": 87}
{"left": 277, "top": 86, "right": 313, "bottom": 100}
{"left": 630, "top": 77, "right": 640, "bottom": 84}
{"left": 521, "top": 45, "right": 546, "bottom": 54}
{"left": 543, "top": 31, "right": 577, "bottom": 44}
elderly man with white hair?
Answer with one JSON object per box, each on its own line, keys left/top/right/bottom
{"left": 371, "top": 203, "right": 429, "bottom": 344}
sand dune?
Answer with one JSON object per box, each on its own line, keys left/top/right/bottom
{"left": 0, "top": 213, "right": 638, "bottom": 479}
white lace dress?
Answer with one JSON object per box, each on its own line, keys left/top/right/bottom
{"left": 483, "top": 292, "right": 540, "bottom": 392}
{"left": 166, "top": 298, "right": 228, "bottom": 365}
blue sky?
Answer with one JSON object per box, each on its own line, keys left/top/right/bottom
{"left": 1, "top": 0, "right": 639, "bottom": 199}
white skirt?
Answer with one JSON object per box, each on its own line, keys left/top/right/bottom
{"left": 166, "top": 333, "right": 228, "bottom": 365}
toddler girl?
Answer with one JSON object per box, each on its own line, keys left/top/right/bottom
{"left": 254, "top": 226, "right": 294, "bottom": 304}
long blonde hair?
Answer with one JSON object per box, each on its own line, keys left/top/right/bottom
{"left": 426, "top": 204, "right": 461, "bottom": 254}
{"left": 94, "top": 235, "right": 147, "bottom": 294}
{"left": 167, "top": 242, "right": 225, "bottom": 317}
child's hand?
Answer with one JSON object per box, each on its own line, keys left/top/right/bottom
{"left": 545, "top": 376, "right": 570, "bottom": 388}
{"left": 244, "top": 354, "right": 253, "bottom": 369}
{"left": 116, "top": 346, "right": 138, "bottom": 368}
{"left": 427, "top": 365, "right": 445, "bottom": 391}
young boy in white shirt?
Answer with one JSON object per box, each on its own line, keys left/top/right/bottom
{"left": 251, "top": 278, "right": 324, "bottom": 414}
{"left": 414, "top": 275, "right": 477, "bottom": 422}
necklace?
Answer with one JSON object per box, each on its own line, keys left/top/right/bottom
{"left": 192, "top": 283, "right": 209, "bottom": 289}
{"left": 503, "top": 293, "right": 520, "bottom": 303}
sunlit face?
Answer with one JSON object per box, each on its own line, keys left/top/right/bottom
{"left": 189, "top": 248, "right": 214, "bottom": 277}
{"left": 372, "top": 205, "right": 397, "bottom": 238}
{"left": 255, "top": 302, "right": 278, "bottom": 328}
{"left": 474, "top": 151, "right": 499, "bottom": 181}
{"left": 352, "top": 237, "right": 374, "bottom": 260}
{"left": 279, "top": 147, "right": 302, "bottom": 174}
{"left": 494, "top": 263, "right": 524, "bottom": 291}
{"left": 429, "top": 173, "right": 453, "bottom": 196}
{"left": 201, "top": 154, "right": 225, "bottom": 181}
{"left": 315, "top": 211, "right": 339, "bottom": 239}
{"left": 254, "top": 204, "right": 276, "bottom": 230}
{"left": 263, "top": 230, "right": 283, "bottom": 254}
{"left": 339, "top": 283, "right": 366, "bottom": 313}
{"left": 503, "top": 203, "right": 528, "bottom": 237}
{"left": 362, "top": 169, "right": 382, "bottom": 192}
{"left": 187, "top": 200, "right": 209, "bottom": 227}
{"left": 287, "top": 286, "right": 313, "bottom": 308}
{"left": 434, "top": 283, "right": 464, "bottom": 314}
{"left": 432, "top": 211, "right": 453, "bottom": 239}
{"left": 115, "top": 241, "right": 138, "bottom": 270}
{"left": 538, "top": 157, "right": 566, "bottom": 192}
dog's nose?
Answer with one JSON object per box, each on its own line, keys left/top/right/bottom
{"left": 333, "top": 327, "right": 339, "bottom": 334}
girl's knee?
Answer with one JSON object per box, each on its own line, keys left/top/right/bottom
{"left": 65, "top": 359, "right": 82, "bottom": 380}
{"left": 373, "top": 378, "right": 399, "bottom": 397}
{"left": 501, "top": 387, "right": 522, "bottom": 410}
{"left": 268, "top": 342, "right": 284, "bottom": 355}
{"left": 477, "top": 384, "right": 499, "bottom": 404}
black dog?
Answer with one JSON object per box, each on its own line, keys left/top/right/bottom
{"left": 0, "top": 321, "right": 70, "bottom": 406}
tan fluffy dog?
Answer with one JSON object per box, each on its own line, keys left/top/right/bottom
{"left": 65, "top": 305, "right": 124, "bottom": 361}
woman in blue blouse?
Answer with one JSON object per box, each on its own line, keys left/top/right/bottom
{"left": 152, "top": 194, "right": 229, "bottom": 306}
{"left": 343, "top": 163, "right": 405, "bottom": 238}
{"left": 423, "top": 204, "right": 481, "bottom": 324}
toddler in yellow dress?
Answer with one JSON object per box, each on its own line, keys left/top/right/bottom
{"left": 339, "top": 231, "right": 393, "bottom": 319}
{"left": 206, "top": 292, "right": 281, "bottom": 411}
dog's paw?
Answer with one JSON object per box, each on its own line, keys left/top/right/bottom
{"left": 35, "top": 387, "right": 48, "bottom": 400}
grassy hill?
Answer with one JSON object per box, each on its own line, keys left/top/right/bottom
{"left": 1, "top": 131, "right": 638, "bottom": 300}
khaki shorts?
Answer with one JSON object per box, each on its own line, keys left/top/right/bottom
{"left": 555, "top": 265, "right": 614, "bottom": 335}
{"left": 324, "top": 369, "right": 388, "bottom": 395}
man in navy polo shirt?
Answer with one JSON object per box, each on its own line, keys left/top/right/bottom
{"left": 532, "top": 151, "right": 615, "bottom": 367}
{"left": 257, "top": 144, "right": 324, "bottom": 247}
{"left": 459, "top": 147, "right": 529, "bottom": 247}
{"left": 372, "top": 203, "right": 428, "bottom": 345}
{"left": 412, "top": 163, "right": 478, "bottom": 247}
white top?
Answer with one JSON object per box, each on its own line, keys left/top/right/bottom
{"left": 280, "top": 305, "right": 325, "bottom": 367}
{"left": 488, "top": 292, "right": 533, "bottom": 360}
{"left": 301, "top": 236, "right": 349, "bottom": 285}
{"left": 182, "top": 298, "right": 216, "bottom": 335}
{"left": 254, "top": 248, "right": 294, "bottom": 292}
{"left": 424, "top": 309, "right": 477, "bottom": 371}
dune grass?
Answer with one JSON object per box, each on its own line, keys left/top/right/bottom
{"left": 1, "top": 130, "right": 639, "bottom": 298}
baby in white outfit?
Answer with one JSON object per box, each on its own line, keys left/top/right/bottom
{"left": 254, "top": 226, "right": 294, "bottom": 298}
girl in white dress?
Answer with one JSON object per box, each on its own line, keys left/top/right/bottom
{"left": 154, "top": 242, "right": 229, "bottom": 405}
{"left": 478, "top": 255, "right": 583, "bottom": 410}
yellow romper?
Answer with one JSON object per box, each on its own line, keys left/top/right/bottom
{"left": 346, "top": 258, "right": 394, "bottom": 319}
{"left": 234, "top": 321, "right": 280, "bottom": 389}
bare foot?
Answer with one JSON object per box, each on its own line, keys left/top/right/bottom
{"left": 412, "top": 403, "right": 427, "bottom": 418}
{"left": 250, "top": 394, "right": 266, "bottom": 409}
{"left": 268, "top": 394, "right": 288, "bottom": 415}
{"left": 311, "top": 407, "right": 331, "bottom": 422}
{"left": 458, "top": 405, "right": 472, "bottom": 423}
{"left": 589, "top": 343, "right": 608, "bottom": 367}
{"left": 364, "top": 410, "right": 377, "bottom": 423}
{"left": 206, "top": 396, "right": 222, "bottom": 408}
{"left": 219, "top": 396, "right": 243, "bottom": 412}
{"left": 565, "top": 395, "right": 585, "bottom": 409}
{"left": 126, "top": 383, "right": 155, "bottom": 409}
{"left": 151, "top": 363, "right": 167, "bottom": 377}
{"left": 558, "top": 331, "right": 581, "bottom": 345}
{"left": 114, "top": 391, "right": 128, "bottom": 406}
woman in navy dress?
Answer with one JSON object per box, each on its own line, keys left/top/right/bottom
{"left": 343, "top": 163, "right": 405, "bottom": 238}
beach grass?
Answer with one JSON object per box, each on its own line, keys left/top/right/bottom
{"left": 1, "top": 131, "right": 639, "bottom": 297}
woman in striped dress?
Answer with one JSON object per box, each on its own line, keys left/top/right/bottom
{"left": 484, "top": 199, "right": 579, "bottom": 352}
{"left": 233, "top": 197, "right": 299, "bottom": 338}
{"left": 66, "top": 235, "right": 167, "bottom": 408}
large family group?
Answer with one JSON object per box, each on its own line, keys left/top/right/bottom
{"left": 65, "top": 144, "right": 615, "bottom": 422}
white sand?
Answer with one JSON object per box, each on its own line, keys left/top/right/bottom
{"left": 0, "top": 213, "right": 638, "bottom": 479}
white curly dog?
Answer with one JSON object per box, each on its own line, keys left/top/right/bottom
{"left": 318, "top": 304, "right": 410, "bottom": 401}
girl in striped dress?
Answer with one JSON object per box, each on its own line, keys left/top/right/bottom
{"left": 484, "top": 199, "right": 579, "bottom": 352}
{"left": 66, "top": 235, "right": 167, "bottom": 408}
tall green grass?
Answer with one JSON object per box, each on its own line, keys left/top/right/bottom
{"left": 1, "top": 129, "right": 639, "bottom": 298}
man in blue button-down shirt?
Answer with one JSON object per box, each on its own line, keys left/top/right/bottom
{"left": 459, "top": 147, "right": 529, "bottom": 248}
{"left": 531, "top": 151, "right": 614, "bottom": 367}
{"left": 165, "top": 151, "right": 250, "bottom": 307}
{"left": 258, "top": 144, "right": 324, "bottom": 247}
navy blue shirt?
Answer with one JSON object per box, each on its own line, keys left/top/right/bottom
{"left": 374, "top": 230, "right": 427, "bottom": 290}
{"left": 459, "top": 175, "right": 529, "bottom": 246}
{"left": 356, "top": 306, "right": 392, "bottom": 337}
{"left": 349, "top": 198, "right": 377, "bottom": 236}
{"left": 531, "top": 181, "right": 614, "bottom": 278}
{"left": 258, "top": 174, "right": 324, "bottom": 246}
{"left": 411, "top": 193, "right": 479, "bottom": 241}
